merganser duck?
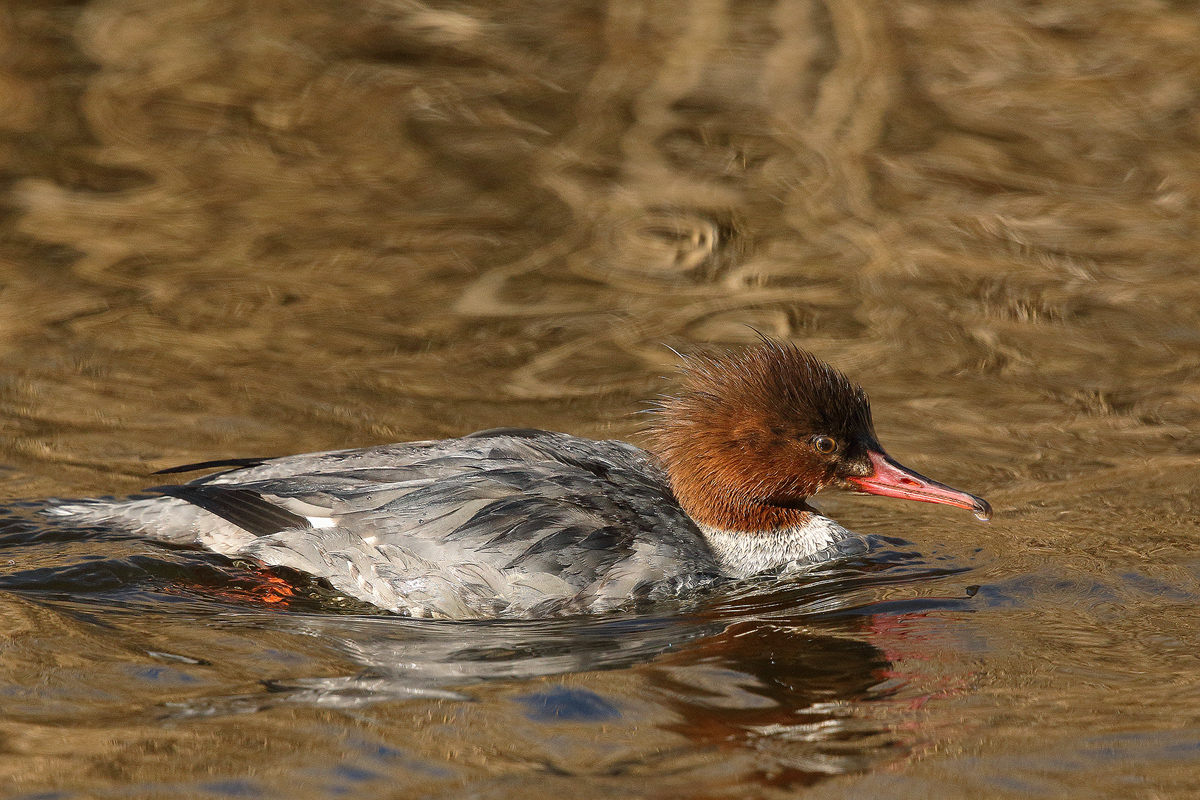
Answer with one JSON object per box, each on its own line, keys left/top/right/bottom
{"left": 47, "top": 341, "right": 990, "bottom": 619}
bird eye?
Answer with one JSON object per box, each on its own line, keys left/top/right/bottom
{"left": 813, "top": 436, "right": 838, "bottom": 454}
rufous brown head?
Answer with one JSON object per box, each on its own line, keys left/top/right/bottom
{"left": 647, "top": 340, "right": 990, "bottom": 533}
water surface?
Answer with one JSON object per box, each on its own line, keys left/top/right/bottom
{"left": 1, "top": 0, "right": 1199, "bottom": 796}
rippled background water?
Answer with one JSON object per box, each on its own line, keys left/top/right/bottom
{"left": 1, "top": 0, "right": 1199, "bottom": 796}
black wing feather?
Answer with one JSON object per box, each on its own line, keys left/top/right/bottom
{"left": 152, "top": 485, "right": 310, "bottom": 536}
{"left": 153, "top": 458, "right": 269, "bottom": 476}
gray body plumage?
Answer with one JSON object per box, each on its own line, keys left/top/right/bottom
{"left": 47, "top": 429, "right": 861, "bottom": 619}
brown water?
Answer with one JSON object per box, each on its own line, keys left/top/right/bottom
{"left": 1, "top": 0, "right": 1199, "bottom": 796}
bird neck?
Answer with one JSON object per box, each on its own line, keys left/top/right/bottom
{"left": 694, "top": 515, "right": 858, "bottom": 578}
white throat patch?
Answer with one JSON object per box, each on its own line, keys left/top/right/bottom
{"left": 696, "top": 515, "right": 859, "bottom": 578}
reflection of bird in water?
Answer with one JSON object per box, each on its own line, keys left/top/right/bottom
{"left": 649, "top": 619, "right": 897, "bottom": 788}
{"left": 47, "top": 340, "right": 989, "bottom": 619}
